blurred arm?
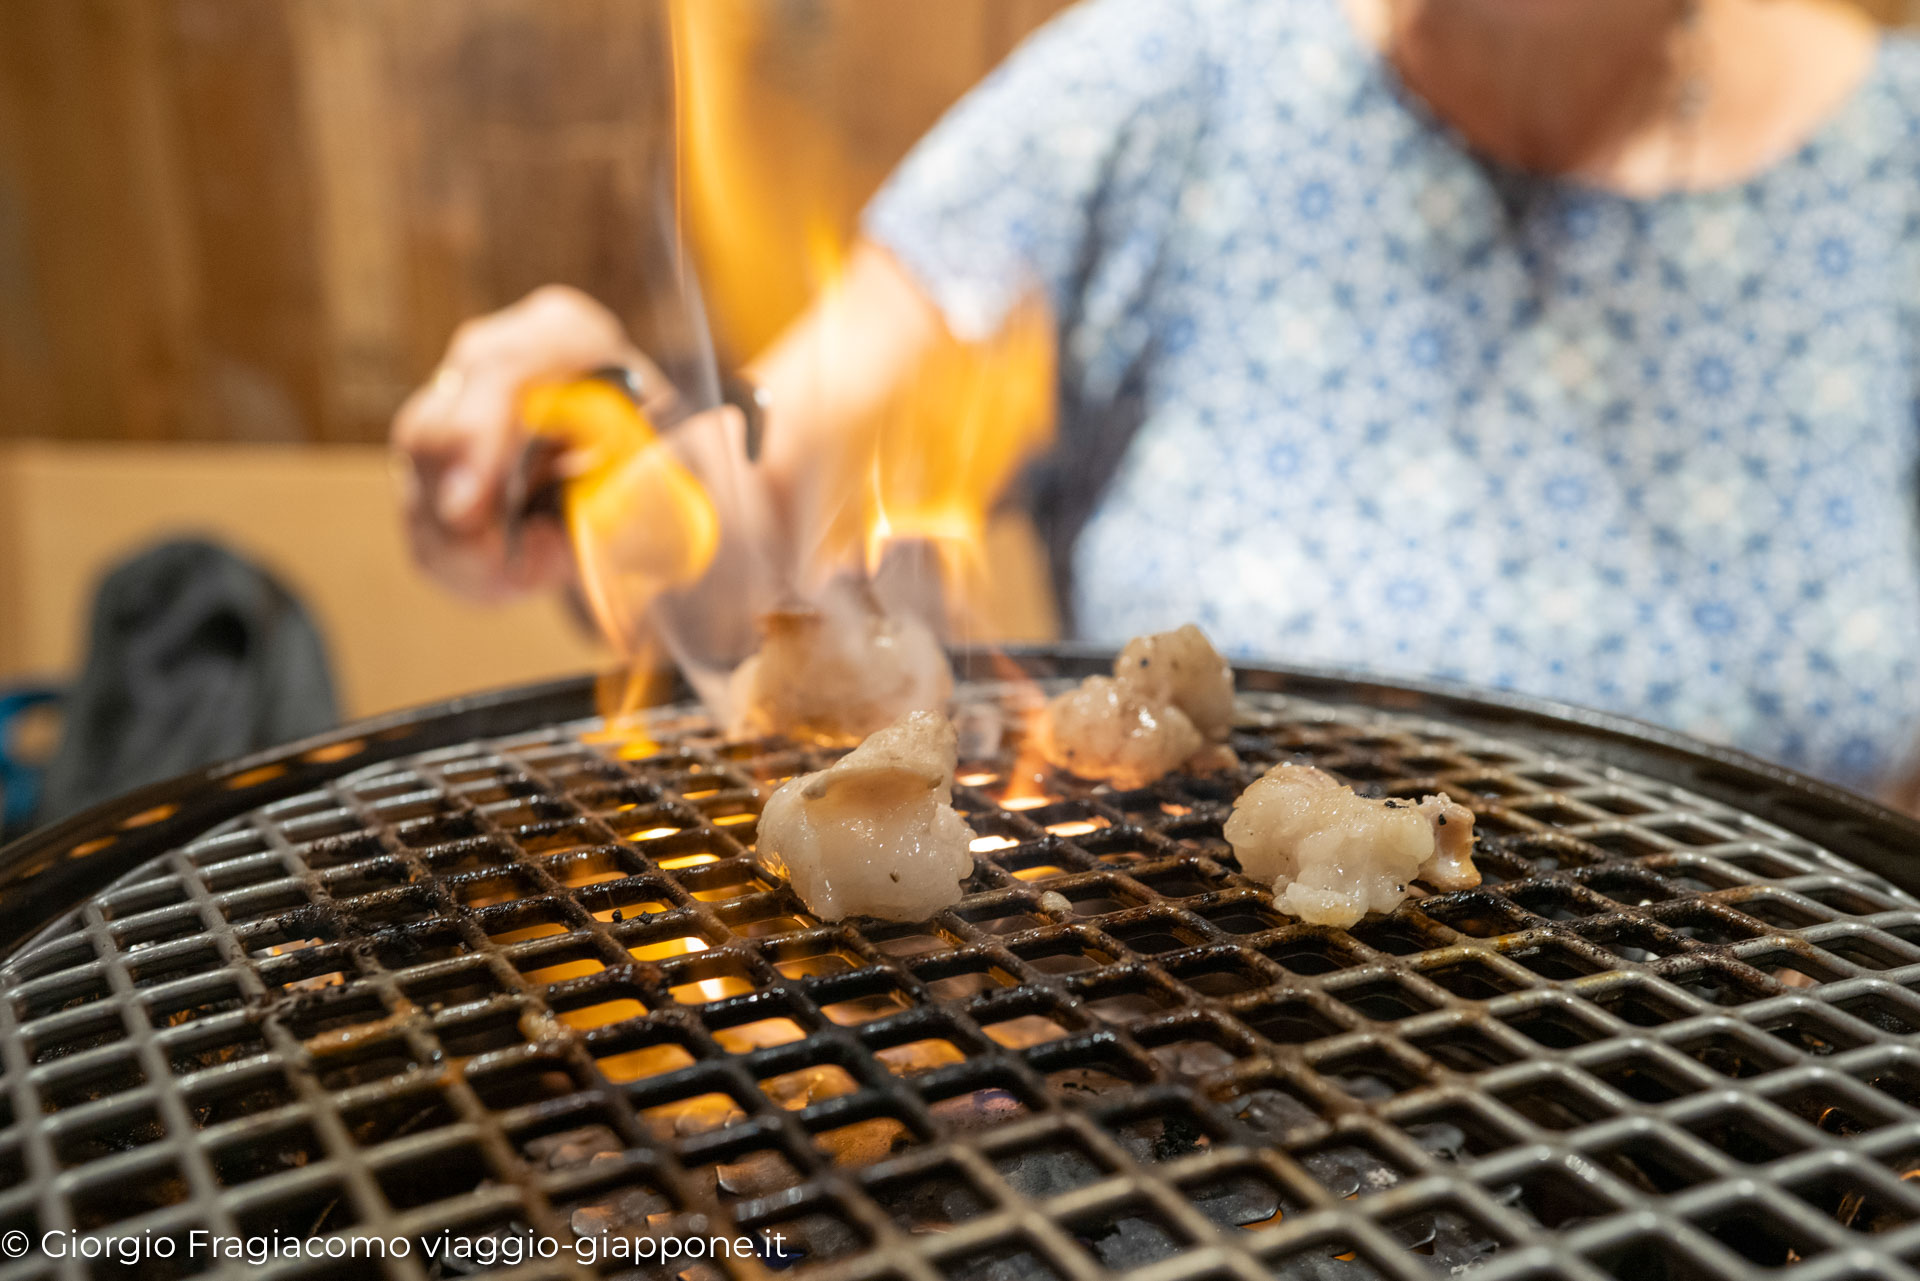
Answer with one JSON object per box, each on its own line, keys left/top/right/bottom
{"left": 746, "top": 240, "right": 949, "bottom": 563}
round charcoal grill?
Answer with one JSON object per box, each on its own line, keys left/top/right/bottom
{"left": 6, "top": 651, "right": 1920, "bottom": 1281}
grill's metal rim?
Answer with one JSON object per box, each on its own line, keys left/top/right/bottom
{"left": 2, "top": 646, "right": 1916, "bottom": 964}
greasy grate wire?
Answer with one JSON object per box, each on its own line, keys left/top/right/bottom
{"left": 6, "top": 682, "right": 1920, "bottom": 1281}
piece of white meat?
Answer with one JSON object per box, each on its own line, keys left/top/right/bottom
{"left": 1035, "top": 675, "right": 1204, "bottom": 791}
{"left": 1038, "top": 624, "right": 1236, "bottom": 787}
{"left": 755, "top": 710, "right": 975, "bottom": 921}
{"left": 728, "top": 580, "right": 951, "bottom": 745}
{"left": 1223, "top": 763, "right": 1478, "bottom": 927}
{"left": 1113, "top": 622, "right": 1236, "bottom": 741}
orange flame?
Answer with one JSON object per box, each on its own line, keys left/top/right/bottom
{"left": 671, "top": 0, "right": 853, "bottom": 358}
{"left": 520, "top": 378, "right": 720, "bottom": 655}
{"left": 581, "top": 663, "right": 669, "bottom": 757}
{"left": 987, "top": 649, "right": 1054, "bottom": 805}
{"left": 863, "top": 297, "right": 1056, "bottom": 640}
{"left": 544, "top": 2, "right": 1067, "bottom": 744}
{"left": 518, "top": 377, "right": 717, "bottom": 733}
{"left": 671, "top": 0, "right": 1060, "bottom": 645}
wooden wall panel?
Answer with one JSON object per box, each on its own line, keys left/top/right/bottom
{"left": 0, "top": 0, "right": 1070, "bottom": 447}
{"left": 170, "top": 0, "right": 329, "bottom": 440}
{"left": 0, "top": 0, "right": 209, "bottom": 443}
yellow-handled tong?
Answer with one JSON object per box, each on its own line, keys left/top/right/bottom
{"left": 503, "top": 366, "right": 763, "bottom": 566}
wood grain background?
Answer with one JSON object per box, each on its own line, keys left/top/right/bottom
{"left": 0, "top": 0, "right": 1072, "bottom": 447}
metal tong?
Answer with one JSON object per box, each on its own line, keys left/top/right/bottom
{"left": 498, "top": 364, "right": 765, "bottom": 564}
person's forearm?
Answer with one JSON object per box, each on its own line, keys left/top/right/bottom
{"left": 744, "top": 240, "right": 947, "bottom": 562}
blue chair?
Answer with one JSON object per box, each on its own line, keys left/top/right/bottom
{"left": 0, "top": 687, "right": 63, "bottom": 839}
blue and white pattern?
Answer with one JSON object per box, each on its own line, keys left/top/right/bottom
{"left": 863, "top": 0, "right": 1920, "bottom": 792}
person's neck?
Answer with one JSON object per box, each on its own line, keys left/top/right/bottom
{"left": 1344, "top": 0, "right": 1879, "bottom": 196}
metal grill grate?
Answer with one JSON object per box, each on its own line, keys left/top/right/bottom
{"left": 6, "top": 677, "right": 1920, "bottom": 1281}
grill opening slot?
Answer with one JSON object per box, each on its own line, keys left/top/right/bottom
{"left": 590, "top": 1037, "right": 697, "bottom": 1085}
{"left": 641, "top": 1087, "right": 750, "bottom": 1140}
{"left": 1408, "top": 1023, "right": 1525, "bottom": 1073}
{"left": 1419, "top": 957, "right": 1532, "bottom": 999}
{"left": 1579, "top": 978, "right": 1694, "bottom": 1027}
{"left": 926, "top": 1073, "right": 1038, "bottom": 1132}
{"left": 1763, "top": 1079, "right": 1899, "bottom": 1137}
{"left": 1828, "top": 990, "right": 1920, "bottom": 1035}
{"left": 1225, "top": 1077, "right": 1323, "bottom": 1141}
{"left": 398, "top": 960, "right": 506, "bottom": 1010}
{"left": 1037, "top": 1044, "right": 1151, "bottom": 1103}
{"left": 1347, "top": 918, "right": 1447, "bottom": 955}
{"left": 373, "top": 1140, "right": 493, "bottom": 1210}
{"left": 936, "top": 1239, "right": 1068, "bottom": 1281}
{"left": 1588, "top": 1131, "right": 1717, "bottom": 1195}
{"left": 1667, "top": 1025, "right": 1796, "bottom": 1078}
{"left": 759, "top": 1062, "right": 860, "bottom": 1112}
{"left": 1396, "top": 1099, "right": 1526, "bottom": 1161}
{"left": 1801, "top": 883, "right": 1901, "bottom": 915}
{"left": 1657, "top": 903, "right": 1768, "bottom": 945}
{"left": 1263, "top": 1234, "right": 1388, "bottom": 1279}
{"left": 208, "top": 1119, "right": 321, "bottom": 1187}
{"left": 1139, "top": 1019, "right": 1244, "bottom": 1077}
{"left": 1785, "top": 1165, "right": 1920, "bottom": 1233}
{"left": 340, "top": 1083, "right": 459, "bottom": 1148}
{"left": 312, "top": 1035, "right": 420, "bottom": 1092}
{"left": 1492, "top": 1163, "right": 1620, "bottom": 1229}
{"left": 1297, "top": 1131, "right": 1413, "bottom": 1197}
{"left": 29, "top": 1008, "right": 128, "bottom": 1063}
{"left": 1581, "top": 1050, "right": 1697, "bottom": 1104}
{"left": 1583, "top": 867, "right": 1680, "bottom": 905}
{"left": 1066, "top": 1199, "right": 1189, "bottom": 1270}
{"left": 990, "top": 1130, "right": 1109, "bottom": 1198}
{"left": 1383, "top": 1199, "right": 1512, "bottom": 1267}
{"left": 1182, "top": 1164, "right": 1294, "bottom": 1230}
{"left": 554, "top": 988, "right": 651, "bottom": 1033}
{"left": 1263, "top": 933, "right": 1368, "bottom": 973}
{"left": 1195, "top": 900, "right": 1287, "bottom": 935}
{"left": 1011, "top": 932, "right": 1115, "bottom": 975}
{"left": 812, "top": 1112, "right": 922, "bottom": 1167}
{"left": 1693, "top": 1202, "right": 1832, "bottom": 1268}
{"left": 1506, "top": 941, "right": 1609, "bottom": 980}
{"left": 981, "top": 1009, "right": 1072, "bottom": 1050}
{"left": 52, "top": 1102, "right": 167, "bottom": 1168}
{"left": 1755, "top": 1004, "right": 1875, "bottom": 1056}
{"left": 918, "top": 958, "right": 1019, "bottom": 1003}
{"left": 818, "top": 980, "right": 917, "bottom": 1027}
{"left": 1811, "top": 932, "right": 1915, "bottom": 971}
{"left": 1101, "top": 1096, "right": 1219, "bottom": 1164}
{"left": 1677, "top": 1102, "right": 1812, "bottom": 1165}
{"left": 1662, "top": 961, "right": 1774, "bottom": 1007}
{"left": 1491, "top": 1073, "right": 1618, "bottom": 1131}
{"left": 1496, "top": 999, "right": 1614, "bottom": 1049}
{"left": 230, "top": 1176, "right": 358, "bottom": 1239}
{"left": 517, "top": 1111, "right": 629, "bottom": 1167}
{"left": 863, "top": 1158, "right": 993, "bottom": 1231}
{"left": 1327, "top": 977, "right": 1436, "bottom": 1023}
{"left": 40, "top": 1053, "right": 148, "bottom": 1113}
{"left": 1312, "top": 1045, "right": 1429, "bottom": 1102}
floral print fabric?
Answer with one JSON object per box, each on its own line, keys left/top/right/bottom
{"left": 863, "top": 0, "right": 1920, "bottom": 790}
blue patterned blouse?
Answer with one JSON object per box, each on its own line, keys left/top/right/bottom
{"left": 862, "top": 0, "right": 1920, "bottom": 792}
